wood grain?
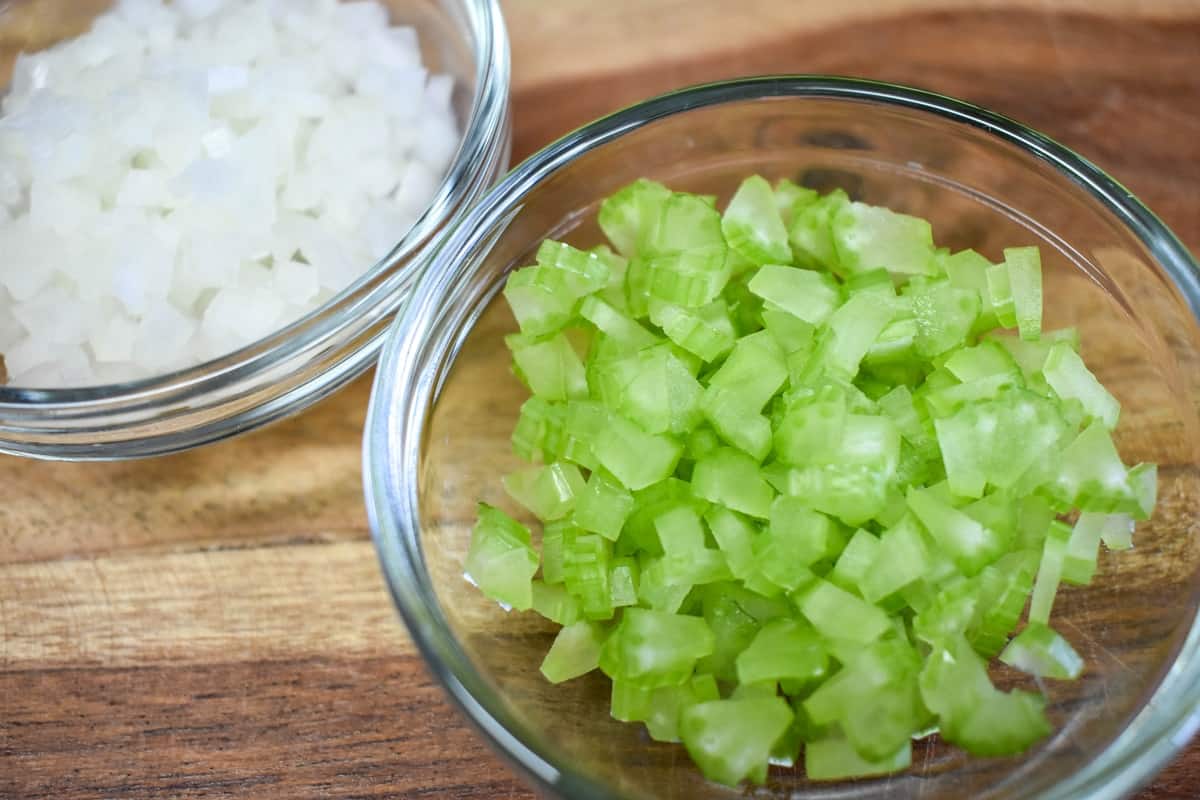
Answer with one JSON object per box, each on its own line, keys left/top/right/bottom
{"left": 2, "top": 1, "right": 1200, "bottom": 798}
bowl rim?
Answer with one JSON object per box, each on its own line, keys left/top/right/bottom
{"left": 0, "top": 0, "right": 512, "bottom": 460}
{"left": 365, "top": 74, "right": 1200, "bottom": 800}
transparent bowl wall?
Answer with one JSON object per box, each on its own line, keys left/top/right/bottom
{"left": 0, "top": 0, "right": 510, "bottom": 459}
{"left": 366, "top": 78, "right": 1200, "bottom": 800}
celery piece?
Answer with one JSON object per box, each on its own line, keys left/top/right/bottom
{"left": 465, "top": 504, "right": 540, "bottom": 611}
{"left": 692, "top": 447, "right": 776, "bottom": 519}
{"left": 590, "top": 344, "right": 702, "bottom": 436}
{"left": 1042, "top": 342, "right": 1119, "bottom": 429}
{"left": 697, "top": 584, "right": 762, "bottom": 681}
{"left": 832, "top": 200, "right": 939, "bottom": 277}
{"left": 845, "top": 267, "right": 896, "bottom": 298}
{"left": 766, "top": 461, "right": 890, "bottom": 527}
{"left": 1051, "top": 422, "right": 1136, "bottom": 513}
{"left": 877, "top": 385, "right": 938, "bottom": 460}
{"left": 611, "top": 679, "right": 653, "bottom": 722}
{"left": 562, "top": 532, "right": 613, "bottom": 620}
{"left": 761, "top": 308, "right": 816, "bottom": 356}
{"left": 703, "top": 507, "right": 759, "bottom": 581}
{"left": 502, "top": 461, "right": 586, "bottom": 522}
{"left": 704, "top": 330, "right": 789, "bottom": 412}
{"left": 736, "top": 618, "right": 828, "bottom": 686}
{"left": 865, "top": 316, "right": 919, "bottom": 365}
{"left": 806, "top": 736, "right": 911, "bottom": 781}
{"left": 579, "top": 295, "right": 659, "bottom": 352}
{"left": 653, "top": 505, "right": 703, "bottom": 553}
{"left": 1128, "top": 463, "right": 1158, "bottom": 521}
{"left": 747, "top": 265, "right": 841, "bottom": 326}
{"left": 645, "top": 674, "right": 721, "bottom": 743}
{"left": 502, "top": 265, "right": 577, "bottom": 337}
{"left": 641, "top": 192, "right": 731, "bottom": 307}
{"left": 773, "top": 384, "right": 847, "bottom": 466}
{"left": 1005, "top": 246, "right": 1043, "bottom": 342}
{"left": 722, "top": 175, "right": 793, "bottom": 265}
{"left": 758, "top": 497, "right": 835, "bottom": 574}
{"left": 1017, "top": 494, "right": 1056, "bottom": 550}
{"left": 906, "top": 485, "right": 1004, "bottom": 576}
{"left": 535, "top": 239, "right": 612, "bottom": 297}
{"left": 798, "top": 579, "right": 891, "bottom": 644}
{"left": 605, "top": 559, "right": 636, "bottom": 610}
{"left": 913, "top": 578, "right": 978, "bottom": 646}
{"left": 1086, "top": 511, "right": 1135, "bottom": 551}
{"left": 944, "top": 339, "right": 1023, "bottom": 384}
{"left": 1062, "top": 512, "right": 1106, "bottom": 585}
{"left": 942, "top": 248, "right": 993, "bottom": 293}
{"left": 508, "top": 330, "right": 588, "bottom": 402}
{"left": 774, "top": 178, "right": 819, "bottom": 226}
{"left": 986, "top": 262, "right": 1017, "bottom": 328}
{"left": 908, "top": 279, "right": 981, "bottom": 358}
{"left": 511, "top": 397, "right": 566, "bottom": 463}
{"left": 531, "top": 580, "right": 581, "bottom": 626}
{"left": 649, "top": 299, "right": 737, "bottom": 362}
{"left": 540, "top": 520, "right": 571, "bottom": 585}
{"left": 598, "top": 608, "right": 715, "bottom": 688}
{"left": 540, "top": 621, "right": 607, "bottom": 683}
{"left": 573, "top": 470, "right": 634, "bottom": 541}
{"left": 1029, "top": 520, "right": 1071, "bottom": 625}
{"left": 967, "top": 550, "right": 1039, "bottom": 657}
{"left": 636, "top": 557, "right": 693, "bottom": 613}
{"left": 592, "top": 413, "right": 683, "bottom": 491}
{"left": 561, "top": 400, "right": 609, "bottom": 470}
{"left": 813, "top": 291, "right": 896, "bottom": 379}
{"left": 830, "top": 528, "right": 880, "bottom": 596}
{"left": 789, "top": 189, "right": 849, "bottom": 272}
{"left": 861, "top": 514, "right": 930, "bottom": 603}
{"left": 1000, "top": 622, "right": 1083, "bottom": 680}
{"left": 598, "top": 178, "right": 671, "bottom": 257}
{"left": 680, "top": 697, "right": 794, "bottom": 787}
{"left": 621, "top": 478, "right": 707, "bottom": 556}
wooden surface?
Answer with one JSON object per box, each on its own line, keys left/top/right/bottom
{"left": 3, "top": 1, "right": 1200, "bottom": 797}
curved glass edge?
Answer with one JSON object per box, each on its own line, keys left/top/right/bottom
{"left": 0, "top": 0, "right": 513, "bottom": 461}
{"left": 364, "top": 75, "right": 1200, "bottom": 800}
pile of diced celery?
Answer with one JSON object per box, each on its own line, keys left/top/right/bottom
{"left": 465, "top": 176, "right": 1156, "bottom": 786}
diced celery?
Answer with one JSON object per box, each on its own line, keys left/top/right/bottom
{"left": 704, "top": 330, "right": 789, "bottom": 411}
{"left": 1052, "top": 422, "right": 1137, "bottom": 513}
{"left": 722, "top": 175, "right": 793, "bottom": 265}
{"left": 610, "top": 557, "right": 640, "bottom": 607}
{"left": 502, "top": 462, "right": 586, "bottom": 522}
{"left": 830, "top": 528, "right": 880, "bottom": 596}
{"left": 579, "top": 295, "right": 659, "bottom": 351}
{"left": 692, "top": 447, "right": 776, "bottom": 519}
{"left": 736, "top": 618, "right": 828, "bottom": 686}
{"left": 765, "top": 461, "right": 890, "bottom": 527}
{"left": 511, "top": 397, "right": 566, "bottom": 462}
{"left": 942, "top": 248, "right": 992, "bottom": 293}
{"left": 1062, "top": 512, "right": 1105, "bottom": 585}
{"left": 861, "top": 514, "right": 930, "bottom": 603}
{"left": 1128, "top": 463, "right": 1158, "bottom": 521}
{"left": 465, "top": 504, "right": 540, "bottom": 610}
{"left": 748, "top": 265, "right": 841, "bottom": 325}
{"left": 531, "top": 580, "right": 581, "bottom": 625}
{"left": 680, "top": 697, "right": 794, "bottom": 787}
{"left": 611, "top": 679, "right": 653, "bottom": 722}
{"left": 761, "top": 308, "right": 816, "bottom": 356}
{"left": 697, "top": 584, "right": 762, "bottom": 681}
{"left": 986, "top": 262, "right": 1016, "bottom": 328}
{"left": 563, "top": 532, "right": 614, "bottom": 620}
{"left": 540, "top": 520, "right": 571, "bottom": 585}
{"left": 789, "top": 189, "right": 849, "bottom": 272}
{"left": 806, "top": 736, "right": 911, "bottom": 781}
{"left": 703, "top": 507, "right": 759, "bottom": 581}
{"left": 592, "top": 413, "right": 683, "bottom": 491}
{"left": 573, "top": 470, "right": 634, "bottom": 541}
{"left": 598, "top": 608, "right": 715, "bottom": 688}
{"left": 1029, "top": 520, "right": 1071, "bottom": 625}
{"left": 832, "top": 200, "right": 939, "bottom": 276}
{"left": 1000, "top": 622, "right": 1083, "bottom": 680}
{"left": 502, "top": 265, "right": 577, "bottom": 337}
{"left": 645, "top": 674, "right": 721, "bottom": 743}
{"left": 967, "top": 550, "right": 1039, "bottom": 657}
{"left": 598, "top": 178, "right": 671, "bottom": 257}
{"left": 908, "top": 279, "right": 980, "bottom": 358}
{"left": 535, "top": 239, "right": 612, "bottom": 296}
{"left": 1005, "top": 246, "right": 1043, "bottom": 342}
{"left": 906, "top": 486, "right": 1004, "bottom": 576}
{"left": 590, "top": 344, "right": 702, "bottom": 436}
{"left": 811, "top": 291, "right": 896, "bottom": 379}
{"left": 650, "top": 299, "right": 737, "bottom": 362}
{"left": 774, "top": 178, "right": 819, "bottom": 225}
{"left": 798, "top": 579, "right": 891, "bottom": 643}
{"left": 944, "top": 340, "right": 1023, "bottom": 384}
{"left": 540, "top": 621, "right": 607, "bottom": 683}
{"left": 1086, "top": 511, "right": 1135, "bottom": 551}
{"left": 913, "top": 578, "right": 978, "bottom": 646}
{"left": 1042, "top": 342, "right": 1119, "bottom": 429}
{"left": 641, "top": 192, "right": 731, "bottom": 307}
{"left": 508, "top": 330, "right": 589, "bottom": 402}
{"left": 773, "top": 384, "right": 847, "bottom": 465}
{"left": 877, "top": 385, "right": 938, "bottom": 460}
{"left": 636, "top": 557, "right": 693, "bottom": 613}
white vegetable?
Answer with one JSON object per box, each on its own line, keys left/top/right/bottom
{"left": 0, "top": 0, "right": 459, "bottom": 387}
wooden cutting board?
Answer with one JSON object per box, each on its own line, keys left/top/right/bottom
{"left": 3, "top": 1, "right": 1199, "bottom": 797}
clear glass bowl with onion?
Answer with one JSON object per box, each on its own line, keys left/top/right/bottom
{"left": 0, "top": 0, "right": 510, "bottom": 459}
{"left": 364, "top": 76, "right": 1200, "bottom": 800}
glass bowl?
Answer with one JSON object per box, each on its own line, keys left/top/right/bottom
{"left": 365, "top": 76, "right": 1200, "bottom": 799}
{"left": 0, "top": 0, "right": 510, "bottom": 459}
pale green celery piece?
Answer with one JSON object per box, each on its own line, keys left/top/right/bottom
{"left": 610, "top": 558, "right": 640, "bottom": 607}
{"left": 806, "top": 736, "right": 911, "bottom": 781}
{"left": 831, "top": 200, "right": 939, "bottom": 276}
{"left": 986, "top": 261, "right": 1017, "bottom": 327}
{"left": 531, "top": 580, "right": 582, "bottom": 626}
{"left": 508, "top": 330, "right": 588, "bottom": 402}
{"left": 1017, "top": 494, "right": 1056, "bottom": 550}
{"left": 942, "top": 248, "right": 993, "bottom": 293}
{"left": 540, "top": 621, "right": 608, "bottom": 683}
{"left": 697, "top": 584, "right": 762, "bottom": 681}
{"left": 815, "top": 291, "right": 896, "bottom": 379}
{"left": 906, "top": 485, "right": 1003, "bottom": 576}
{"left": 924, "top": 372, "right": 1020, "bottom": 417}
{"left": 1029, "top": 520, "right": 1072, "bottom": 625}
{"left": 838, "top": 414, "right": 901, "bottom": 476}
{"left": 865, "top": 317, "right": 918, "bottom": 364}
{"left": 908, "top": 280, "right": 981, "bottom": 358}
{"left": 636, "top": 557, "right": 693, "bottom": 613}
{"left": 590, "top": 344, "right": 702, "bottom": 436}
{"left": 704, "top": 330, "right": 788, "bottom": 411}
{"left": 929, "top": 410, "right": 988, "bottom": 498}
{"left": 722, "top": 175, "right": 793, "bottom": 265}
{"left": 773, "top": 384, "right": 847, "bottom": 466}
{"left": 755, "top": 498, "right": 836, "bottom": 586}
{"left": 765, "top": 461, "right": 890, "bottom": 527}
{"left": 691, "top": 447, "right": 776, "bottom": 519}
{"left": 685, "top": 425, "right": 723, "bottom": 462}
{"left": 1085, "top": 510, "right": 1135, "bottom": 551}
{"left": 845, "top": 267, "right": 896, "bottom": 298}
{"left": 611, "top": 679, "right": 653, "bottom": 722}
{"left": 573, "top": 470, "right": 634, "bottom": 541}
{"left": 598, "top": 178, "right": 671, "bottom": 257}
{"left": 641, "top": 192, "right": 731, "bottom": 307}
{"left": 747, "top": 265, "right": 841, "bottom": 325}
{"left": 511, "top": 396, "right": 567, "bottom": 462}
{"left": 988, "top": 327, "right": 1080, "bottom": 380}
{"left": 562, "top": 532, "right": 614, "bottom": 620}
{"left": 877, "top": 385, "right": 938, "bottom": 459}
{"left": 1004, "top": 246, "right": 1043, "bottom": 342}
{"left": 703, "top": 508, "right": 759, "bottom": 581}
{"left": 465, "top": 504, "right": 540, "bottom": 611}
{"left": 1127, "top": 462, "right": 1157, "bottom": 521}
{"left": 535, "top": 239, "right": 612, "bottom": 296}
{"left": 1001, "top": 622, "right": 1084, "bottom": 680}
{"left": 961, "top": 490, "right": 1018, "bottom": 544}
{"left": 761, "top": 308, "right": 816, "bottom": 356}
{"left": 654, "top": 505, "right": 707, "bottom": 553}
{"left": 829, "top": 528, "right": 880, "bottom": 596}
{"left": 680, "top": 697, "right": 794, "bottom": 787}
{"left": 644, "top": 674, "right": 721, "bottom": 743}
{"left": 967, "top": 550, "right": 1039, "bottom": 657}
{"left": 788, "top": 189, "right": 849, "bottom": 271}
{"left": 598, "top": 607, "right": 715, "bottom": 688}
{"left": 540, "top": 520, "right": 575, "bottom": 585}
{"left": 804, "top": 639, "right": 921, "bottom": 724}
{"left": 579, "top": 295, "right": 659, "bottom": 351}
{"left": 1062, "top": 512, "right": 1106, "bottom": 585}
{"left": 943, "top": 339, "right": 1023, "bottom": 383}
{"left": 502, "top": 461, "right": 586, "bottom": 522}
{"left": 861, "top": 514, "right": 930, "bottom": 603}
{"left": 774, "top": 178, "right": 819, "bottom": 226}
{"left": 1051, "top": 422, "right": 1136, "bottom": 513}
{"left": 622, "top": 477, "right": 708, "bottom": 556}
{"left": 592, "top": 413, "right": 683, "bottom": 491}
{"left": 649, "top": 299, "right": 737, "bottom": 362}
{"left": 736, "top": 618, "right": 829, "bottom": 686}
{"left": 561, "top": 400, "right": 609, "bottom": 471}
{"left": 502, "top": 265, "right": 578, "bottom": 336}
{"left": 797, "top": 579, "right": 891, "bottom": 644}
{"left": 913, "top": 578, "right": 978, "bottom": 646}
{"left": 1042, "top": 341, "right": 1120, "bottom": 430}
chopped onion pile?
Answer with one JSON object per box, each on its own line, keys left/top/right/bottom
{"left": 467, "top": 176, "right": 1158, "bottom": 786}
{"left": 0, "top": 0, "right": 458, "bottom": 387}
